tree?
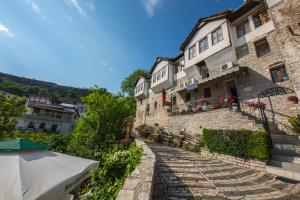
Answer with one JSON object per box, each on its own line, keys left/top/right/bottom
{"left": 121, "top": 69, "right": 150, "bottom": 96}
{"left": 68, "top": 89, "right": 135, "bottom": 158}
{"left": 0, "top": 93, "right": 26, "bottom": 135}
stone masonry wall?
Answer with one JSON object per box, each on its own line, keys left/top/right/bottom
{"left": 268, "top": 0, "right": 300, "bottom": 98}
{"left": 164, "top": 108, "right": 264, "bottom": 137}
{"left": 235, "top": 30, "right": 300, "bottom": 133}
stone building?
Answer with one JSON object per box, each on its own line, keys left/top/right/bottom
{"left": 135, "top": 0, "right": 299, "bottom": 135}
{"left": 15, "top": 95, "right": 81, "bottom": 133}
{"left": 134, "top": 0, "right": 300, "bottom": 180}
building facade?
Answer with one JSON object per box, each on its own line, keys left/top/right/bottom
{"left": 134, "top": 0, "right": 300, "bottom": 136}
{"left": 16, "top": 95, "right": 81, "bottom": 133}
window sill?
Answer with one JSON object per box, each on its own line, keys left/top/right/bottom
{"left": 256, "top": 52, "right": 272, "bottom": 59}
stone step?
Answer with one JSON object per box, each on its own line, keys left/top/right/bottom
{"left": 272, "top": 144, "right": 300, "bottom": 156}
{"left": 271, "top": 134, "right": 300, "bottom": 145}
{"left": 272, "top": 154, "right": 300, "bottom": 164}
{"left": 165, "top": 181, "right": 213, "bottom": 189}
{"left": 267, "top": 160, "right": 300, "bottom": 181}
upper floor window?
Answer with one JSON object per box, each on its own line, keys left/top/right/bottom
{"left": 157, "top": 71, "right": 162, "bottom": 81}
{"left": 254, "top": 38, "right": 271, "bottom": 57}
{"left": 236, "top": 20, "right": 251, "bottom": 38}
{"left": 236, "top": 44, "right": 250, "bottom": 59}
{"left": 152, "top": 74, "right": 156, "bottom": 83}
{"left": 253, "top": 9, "right": 270, "bottom": 28}
{"left": 201, "top": 67, "right": 210, "bottom": 79}
{"left": 204, "top": 87, "right": 211, "bottom": 98}
{"left": 162, "top": 66, "right": 167, "bottom": 78}
{"left": 189, "top": 45, "right": 197, "bottom": 59}
{"left": 212, "top": 27, "right": 223, "bottom": 45}
{"left": 199, "top": 37, "right": 209, "bottom": 53}
{"left": 270, "top": 64, "right": 288, "bottom": 83}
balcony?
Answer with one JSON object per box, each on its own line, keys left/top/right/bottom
{"left": 134, "top": 78, "right": 148, "bottom": 99}
{"left": 169, "top": 96, "right": 237, "bottom": 116}
{"left": 151, "top": 64, "right": 174, "bottom": 94}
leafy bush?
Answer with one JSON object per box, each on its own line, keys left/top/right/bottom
{"left": 82, "top": 142, "right": 143, "bottom": 200}
{"left": 0, "top": 93, "right": 26, "bottom": 135}
{"left": 289, "top": 116, "right": 300, "bottom": 134}
{"left": 203, "top": 129, "right": 271, "bottom": 160}
{"left": 68, "top": 89, "right": 136, "bottom": 159}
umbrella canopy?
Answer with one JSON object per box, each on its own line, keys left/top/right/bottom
{"left": 0, "top": 138, "right": 48, "bottom": 150}
{"left": 0, "top": 148, "right": 99, "bottom": 200}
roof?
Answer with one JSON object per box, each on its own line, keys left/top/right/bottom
{"left": 0, "top": 138, "right": 48, "bottom": 151}
{"left": 29, "top": 103, "right": 76, "bottom": 114}
{"left": 179, "top": 0, "right": 264, "bottom": 51}
{"left": 150, "top": 57, "right": 174, "bottom": 74}
{"left": 179, "top": 10, "right": 232, "bottom": 51}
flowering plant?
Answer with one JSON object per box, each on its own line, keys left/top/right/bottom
{"left": 287, "top": 96, "right": 299, "bottom": 104}
{"left": 119, "top": 136, "right": 132, "bottom": 145}
{"left": 219, "top": 96, "right": 236, "bottom": 104}
{"left": 248, "top": 102, "right": 266, "bottom": 110}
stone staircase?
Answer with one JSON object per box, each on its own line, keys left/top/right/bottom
{"left": 267, "top": 132, "right": 300, "bottom": 182}
{"left": 149, "top": 142, "right": 300, "bottom": 200}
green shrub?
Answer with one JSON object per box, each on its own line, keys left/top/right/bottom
{"left": 289, "top": 116, "right": 300, "bottom": 134}
{"left": 83, "top": 142, "right": 143, "bottom": 200}
{"left": 203, "top": 129, "right": 271, "bottom": 160}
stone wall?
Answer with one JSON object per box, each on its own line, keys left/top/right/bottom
{"left": 164, "top": 108, "right": 264, "bottom": 137}
{"left": 268, "top": 0, "right": 300, "bottom": 98}
{"left": 116, "top": 138, "right": 156, "bottom": 200}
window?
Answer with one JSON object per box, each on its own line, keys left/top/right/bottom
{"left": 199, "top": 37, "right": 209, "bottom": 53}
{"left": 189, "top": 45, "right": 197, "bottom": 59}
{"left": 236, "top": 20, "right": 251, "bottom": 38}
{"left": 253, "top": 9, "right": 270, "bottom": 28}
{"left": 255, "top": 38, "right": 271, "bottom": 57}
{"left": 154, "top": 102, "right": 157, "bottom": 109}
{"left": 56, "top": 112, "right": 62, "bottom": 118}
{"left": 152, "top": 74, "right": 156, "bottom": 83}
{"left": 204, "top": 87, "right": 211, "bottom": 98}
{"left": 212, "top": 27, "right": 223, "bottom": 45}
{"left": 201, "top": 67, "right": 210, "bottom": 79}
{"left": 146, "top": 104, "right": 150, "bottom": 112}
{"left": 270, "top": 64, "right": 288, "bottom": 83}
{"left": 162, "top": 66, "right": 167, "bottom": 78}
{"left": 157, "top": 71, "right": 162, "bottom": 81}
{"left": 172, "top": 96, "right": 177, "bottom": 106}
{"left": 140, "top": 100, "right": 143, "bottom": 105}
{"left": 185, "top": 93, "right": 191, "bottom": 102}
{"left": 51, "top": 124, "right": 58, "bottom": 132}
{"left": 39, "top": 122, "right": 46, "bottom": 130}
{"left": 236, "top": 44, "right": 250, "bottom": 59}
{"left": 27, "top": 121, "right": 35, "bottom": 129}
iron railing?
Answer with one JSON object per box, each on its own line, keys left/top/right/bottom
{"left": 169, "top": 97, "right": 234, "bottom": 116}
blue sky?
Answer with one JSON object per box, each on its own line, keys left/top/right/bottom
{"left": 0, "top": 0, "right": 243, "bottom": 93}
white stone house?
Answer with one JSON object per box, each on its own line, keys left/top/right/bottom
{"left": 15, "top": 95, "right": 81, "bottom": 133}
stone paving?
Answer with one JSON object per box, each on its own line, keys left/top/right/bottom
{"left": 149, "top": 142, "right": 300, "bottom": 200}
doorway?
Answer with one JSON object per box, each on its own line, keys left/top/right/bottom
{"left": 226, "top": 80, "right": 238, "bottom": 102}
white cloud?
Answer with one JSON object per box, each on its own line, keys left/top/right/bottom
{"left": 101, "top": 61, "right": 107, "bottom": 66}
{"left": 65, "top": 0, "right": 86, "bottom": 16}
{"left": 86, "top": 1, "right": 95, "bottom": 10}
{"left": 0, "top": 22, "right": 14, "bottom": 37}
{"left": 26, "top": 0, "right": 49, "bottom": 22}
{"left": 143, "top": 0, "right": 161, "bottom": 17}
{"left": 63, "top": 13, "right": 74, "bottom": 23}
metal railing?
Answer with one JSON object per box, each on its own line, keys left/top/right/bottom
{"left": 169, "top": 97, "right": 233, "bottom": 116}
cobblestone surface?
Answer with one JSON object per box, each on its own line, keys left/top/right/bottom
{"left": 149, "top": 142, "right": 300, "bottom": 200}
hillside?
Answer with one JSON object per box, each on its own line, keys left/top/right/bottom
{"left": 0, "top": 72, "right": 90, "bottom": 98}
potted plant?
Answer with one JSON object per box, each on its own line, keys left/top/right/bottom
{"left": 248, "top": 102, "right": 266, "bottom": 110}
{"left": 287, "top": 96, "right": 299, "bottom": 104}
